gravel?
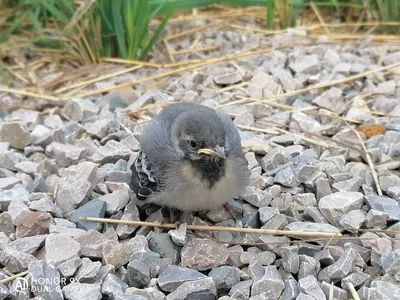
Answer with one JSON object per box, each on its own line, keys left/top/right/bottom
{"left": 1, "top": 16, "right": 400, "bottom": 300}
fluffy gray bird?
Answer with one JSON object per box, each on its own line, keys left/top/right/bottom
{"left": 130, "top": 102, "right": 249, "bottom": 213}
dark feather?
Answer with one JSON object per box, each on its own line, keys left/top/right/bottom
{"left": 130, "top": 150, "right": 159, "bottom": 201}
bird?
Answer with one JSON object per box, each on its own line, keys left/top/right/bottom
{"left": 130, "top": 102, "right": 249, "bottom": 218}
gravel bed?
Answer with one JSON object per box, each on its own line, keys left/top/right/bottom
{"left": 0, "top": 20, "right": 400, "bottom": 300}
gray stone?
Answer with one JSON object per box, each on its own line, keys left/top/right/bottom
{"left": 168, "top": 223, "right": 187, "bottom": 246}
{"left": 251, "top": 266, "right": 284, "bottom": 299}
{"left": 1, "top": 247, "right": 37, "bottom": 273}
{"left": 101, "top": 273, "right": 128, "bottom": 299}
{"left": 127, "top": 259, "right": 151, "bottom": 288}
{"left": 280, "top": 246, "right": 299, "bottom": 274}
{"left": 148, "top": 233, "right": 181, "bottom": 265}
{"left": 367, "top": 281, "right": 400, "bottom": 300}
{"left": 98, "top": 188, "right": 130, "bottom": 214}
{"left": 229, "top": 280, "right": 252, "bottom": 299}
{"left": 92, "top": 140, "right": 131, "bottom": 164}
{"left": 209, "top": 266, "right": 240, "bottom": 291}
{"left": 339, "top": 210, "right": 366, "bottom": 229}
{"left": 261, "top": 148, "right": 292, "bottom": 174}
{"left": 0, "top": 176, "right": 20, "bottom": 189}
{"left": 57, "top": 256, "right": 82, "bottom": 278}
{"left": 74, "top": 257, "right": 101, "bottom": 283}
{"left": 285, "top": 222, "right": 340, "bottom": 236}
{"left": 7, "top": 235, "right": 46, "bottom": 255}
{"left": 321, "top": 281, "right": 347, "bottom": 300}
{"left": 69, "top": 200, "right": 106, "bottom": 231}
{"left": 28, "top": 260, "right": 64, "bottom": 300}
{"left": 157, "top": 265, "right": 206, "bottom": 292}
{"left": 62, "top": 282, "right": 102, "bottom": 300}
{"left": 381, "top": 249, "right": 400, "bottom": 279}
{"left": 318, "top": 192, "right": 364, "bottom": 226}
{"left": 49, "top": 225, "right": 86, "bottom": 238}
{"left": 0, "top": 185, "right": 29, "bottom": 211}
{"left": 299, "top": 275, "right": 325, "bottom": 300}
{"left": 289, "top": 54, "right": 320, "bottom": 74}
{"left": 116, "top": 200, "right": 140, "bottom": 238}
{"left": 62, "top": 98, "right": 99, "bottom": 122}
{"left": 274, "top": 166, "right": 300, "bottom": 187}
{"left": 15, "top": 161, "right": 38, "bottom": 175}
{"left": 76, "top": 229, "right": 116, "bottom": 259}
{"left": 0, "top": 212, "right": 16, "bottom": 236}
{"left": 44, "top": 233, "right": 81, "bottom": 266}
{"left": 313, "top": 87, "right": 345, "bottom": 114}
{"left": 282, "top": 279, "right": 299, "bottom": 300}
{"left": 181, "top": 238, "right": 229, "bottom": 270}
{"left": 46, "top": 142, "right": 86, "bottom": 167}
{"left": 365, "top": 195, "right": 400, "bottom": 220}
{"left": 103, "top": 236, "right": 147, "bottom": 269}
{"left": 130, "top": 251, "right": 171, "bottom": 278}
{"left": 0, "top": 232, "right": 10, "bottom": 250}
{"left": 166, "top": 277, "right": 216, "bottom": 300}
{"left": 365, "top": 210, "right": 388, "bottom": 228}
{"left": 214, "top": 71, "right": 242, "bottom": 85}
{"left": 0, "top": 122, "right": 32, "bottom": 149}
{"left": 318, "top": 248, "right": 358, "bottom": 281}
{"left": 55, "top": 176, "right": 91, "bottom": 214}
{"left": 242, "top": 187, "right": 272, "bottom": 208}
{"left": 85, "top": 118, "right": 118, "bottom": 139}
{"left": 341, "top": 272, "right": 370, "bottom": 290}
{"left": 29, "top": 199, "right": 62, "bottom": 218}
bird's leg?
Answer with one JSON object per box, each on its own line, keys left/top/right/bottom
{"left": 169, "top": 207, "right": 181, "bottom": 228}
{"left": 223, "top": 203, "right": 238, "bottom": 222}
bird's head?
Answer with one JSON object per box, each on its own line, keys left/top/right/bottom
{"left": 172, "top": 111, "right": 227, "bottom": 162}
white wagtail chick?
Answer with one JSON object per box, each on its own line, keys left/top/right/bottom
{"left": 130, "top": 102, "right": 249, "bottom": 218}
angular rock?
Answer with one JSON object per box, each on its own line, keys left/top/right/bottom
{"left": 157, "top": 265, "right": 206, "bottom": 292}
{"left": 365, "top": 195, "right": 400, "bottom": 220}
{"left": 116, "top": 201, "right": 140, "bottom": 239}
{"left": 313, "top": 87, "right": 346, "bottom": 114}
{"left": 209, "top": 266, "right": 240, "bottom": 291}
{"left": 251, "top": 266, "right": 284, "bottom": 299}
{"left": 101, "top": 273, "right": 128, "bottom": 299}
{"left": 166, "top": 277, "right": 216, "bottom": 300}
{"left": 29, "top": 260, "right": 64, "bottom": 300}
{"left": 76, "top": 229, "right": 117, "bottom": 259}
{"left": 7, "top": 235, "right": 46, "bottom": 255}
{"left": 55, "top": 176, "right": 92, "bottom": 215}
{"left": 62, "top": 282, "right": 102, "bottom": 300}
{"left": 127, "top": 259, "right": 150, "bottom": 288}
{"left": 62, "top": 98, "right": 99, "bottom": 122}
{"left": 16, "top": 211, "right": 53, "bottom": 238}
{"left": 98, "top": 188, "right": 130, "bottom": 214}
{"left": 57, "top": 256, "right": 82, "bottom": 278}
{"left": 299, "top": 275, "right": 325, "bottom": 300}
{"left": 92, "top": 140, "right": 131, "bottom": 164}
{"left": 148, "top": 233, "right": 181, "bottom": 265}
{"left": 74, "top": 257, "right": 101, "bottom": 283}
{"left": 69, "top": 200, "right": 106, "bottom": 231}
{"left": 44, "top": 233, "right": 81, "bottom": 266}
{"left": 181, "top": 238, "right": 229, "bottom": 271}
{"left": 46, "top": 142, "right": 86, "bottom": 167}
{"left": 0, "top": 122, "right": 32, "bottom": 149}
{"left": 318, "top": 192, "right": 364, "bottom": 226}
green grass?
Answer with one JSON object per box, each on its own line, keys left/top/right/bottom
{"left": 0, "top": 0, "right": 399, "bottom": 64}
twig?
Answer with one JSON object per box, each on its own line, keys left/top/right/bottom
{"left": 348, "top": 122, "right": 383, "bottom": 196}
{"left": 0, "top": 87, "right": 59, "bottom": 101}
{"left": 348, "top": 283, "right": 361, "bottom": 300}
{"left": 216, "top": 61, "right": 400, "bottom": 109}
{"left": 172, "top": 45, "right": 222, "bottom": 55}
{"left": 79, "top": 216, "right": 341, "bottom": 238}
{"left": 54, "top": 65, "right": 142, "bottom": 94}
{"left": 0, "top": 271, "right": 28, "bottom": 285}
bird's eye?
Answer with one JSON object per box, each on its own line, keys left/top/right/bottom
{"left": 190, "top": 140, "right": 197, "bottom": 148}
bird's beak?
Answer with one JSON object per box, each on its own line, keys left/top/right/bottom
{"left": 198, "top": 145, "right": 226, "bottom": 159}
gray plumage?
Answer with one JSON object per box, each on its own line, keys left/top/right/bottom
{"left": 130, "top": 102, "right": 249, "bottom": 212}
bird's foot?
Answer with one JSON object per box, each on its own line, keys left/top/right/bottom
{"left": 223, "top": 203, "right": 238, "bottom": 222}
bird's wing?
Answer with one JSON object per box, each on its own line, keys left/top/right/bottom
{"left": 130, "top": 149, "right": 159, "bottom": 200}
{"left": 215, "top": 110, "right": 244, "bottom": 154}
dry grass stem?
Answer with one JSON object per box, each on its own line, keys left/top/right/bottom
{"left": 79, "top": 216, "right": 341, "bottom": 238}
{"left": 350, "top": 123, "right": 383, "bottom": 196}
{"left": 166, "top": 21, "right": 224, "bottom": 41}
{"left": 0, "top": 271, "right": 29, "bottom": 285}
{"left": 0, "top": 87, "right": 59, "bottom": 101}
{"left": 348, "top": 282, "right": 361, "bottom": 300}
{"left": 172, "top": 45, "right": 222, "bottom": 55}
{"left": 54, "top": 65, "right": 142, "bottom": 94}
